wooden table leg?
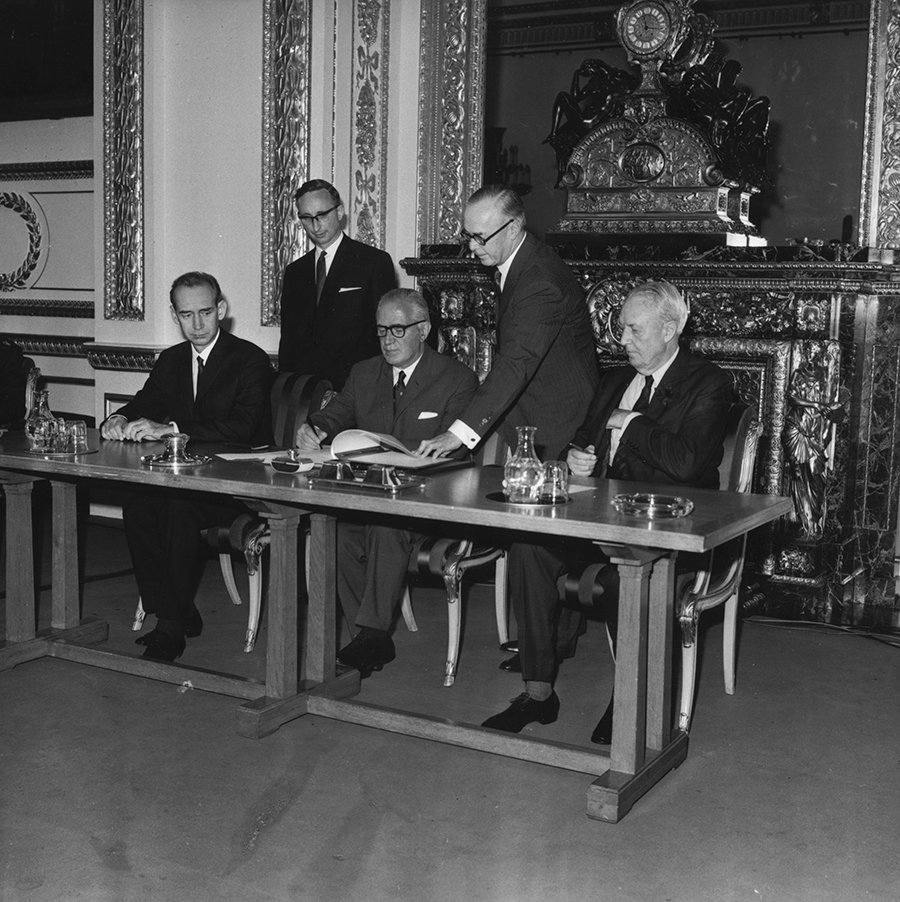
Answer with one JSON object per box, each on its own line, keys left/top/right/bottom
{"left": 586, "top": 546, "right": 689, "bottom": 823}
{"left": 646, "top": 553, "right": 676, "bottom": 752}
{"left": 605, "top": 549, "right": 652, "bottom": 774}
{"left": 2, "top": 475, "right": 38, "bottom": 642}
{"left": 50, "top": 480, "right": 79, "bottom": 630}
{"left": 235, "top": 504, "right": 356, "bottom": 739}
{"left": 262, "top": 510, "right": 301, "bottom": 699}
{"left": 306, "top": 512, "right": 337, "bottom": 684}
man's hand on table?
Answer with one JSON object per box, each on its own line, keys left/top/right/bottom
{"left": 101, "top": 416, "right": 175, "bottom": 442}
{"left": 295, "top": 422, "right": 326, "bottom": 450}
{"left": 416, "top": 431, "right": 463, "bottom": 458}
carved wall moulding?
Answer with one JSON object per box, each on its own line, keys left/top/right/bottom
{"left": 0, "top": 299, "right": 94, "bottom": 318}
{"left": 0, "top": 161, "right": 94, "bottom": 182}
{"left": 350, "top": 0, "right": 390, "bottom": 249}
{"left": 103, "top": 0, "right": 144, "bottom": 321}
{"left": 6, "top": 334, "right": 91, "bottom": 359}
{"left": 85, "top": 343, "right": 157, "bottom": 372}
{"left": 0, "top": 192, "right": 47, "bottom": 291}
{"left": 260, "top": 0, "right": 310, "bottom": 327}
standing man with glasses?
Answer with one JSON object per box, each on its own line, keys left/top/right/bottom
{"left": 417, "top": 183, "right": 598, "bottom": 463}
{"left": 295, "top": 289, "right": 478, "bottom": 676}
{"left": 278, "top": 179, "right": 397, "bottom": 390}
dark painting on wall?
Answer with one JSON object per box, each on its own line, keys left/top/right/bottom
{"left": 0, "top": 0, "right": 93, "bottom": 123}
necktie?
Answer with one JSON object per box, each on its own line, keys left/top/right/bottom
{"left": 195, "top": 355, "right": 204, "bottom": 399}
{"left": 315, "top": 250, "right": 327, "bottom": 304}
{"left": 394, "top": 370, "right": 406, "bottom": 412}
{"left": 633, "top": 375, "right": 654, "bottom": 414}
{"left": 493, "top": 268, "right": 502, "bottom": 291}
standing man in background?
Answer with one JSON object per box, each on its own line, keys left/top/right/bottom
{"left": 417, "top": 183, "right": 598, "bottom": 463}
{"left": 278, "top": 179, "right": 397, "bottom": 390}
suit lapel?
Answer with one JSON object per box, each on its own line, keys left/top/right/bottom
{"left": 392, "top": 347, "right": 432, "bottom": 423}
{"left": 497, "top": 233, "right": 533, "bottom": 316}
{"left": 642, "top": 348, "right": 687, "bottom": 419}
{"left": 374, "top": 359, "right": 395, "bottom": 434}
{"left": 315, "top": 235, "right": 351, "bottom": 315}
{"left": 194, "top": 330, "right": 230, "bottom": 403}
{"left": 594, "top": 366, "right": 636, "bottom": 473}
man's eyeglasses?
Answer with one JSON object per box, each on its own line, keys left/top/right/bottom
{"left": 376, "top": 319, "right": 427, "bottom": 339}
{"left": 458, "top": 219, "right": 513, "bottom": 247}
{"left": 298, "top": 203, "right": 340, "bottom": 226}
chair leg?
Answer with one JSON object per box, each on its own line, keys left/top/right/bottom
{"left": 723, "top": 590, "right": 738, "bottom": 695}
{"left": 219, "top": 553, "right": 243, "bottom": 606}
{"left": 442, "top": 543, "right": 470, "bottom": 688}
{"left": 133, "top": 598, "right": 146, "bottom": 631}
{"left": 401, "top": 586, "right": 418, "bottom": 632}
{"left": 678, "top": 639, "right": 699, "bottom": 733}
{"left": 245, "top": 564, "right": 263, "bottom": 653}
{"left": 494, "top": 552, "right": 509, "bottom": 646}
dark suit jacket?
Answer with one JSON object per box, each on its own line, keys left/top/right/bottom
{"left": 278, "top": 235, "right": 397, "bottom": 390}
{"left": 310, "top": 344, "right": 479, "bottom": 452}
{"left": 458, "top": 232, "right": 599, "bottom": 460}
{"left": 113, "top": 328, "right": 272, "bottom": 446}
{"left": 571, "top": 348, "right": 734, "bottom": 488}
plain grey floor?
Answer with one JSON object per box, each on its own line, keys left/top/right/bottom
{"left": 2, "top": 508, "right": 900, "bottom": 902}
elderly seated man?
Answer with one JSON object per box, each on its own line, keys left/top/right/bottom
{"left": 482, "top": 281, "right": 734, "bottom": 742}
{"left": 295, "top": 288, "right": 479, "bottom": 675}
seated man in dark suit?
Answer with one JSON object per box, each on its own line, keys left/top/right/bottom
{"left": 100, "top": 271, "right": 272, "bottom": 661}
{"left": 295, "top": 289, "right": 479, "bottom": 675}
{"left": 482, "top": 281, "right": 734, "bottom": 741}
{"left": 277, "top": 179, "right": 397, "bottom": 390}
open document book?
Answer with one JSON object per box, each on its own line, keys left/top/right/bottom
{"left": 329, "top": 429, "right": 441, "bottom": 469}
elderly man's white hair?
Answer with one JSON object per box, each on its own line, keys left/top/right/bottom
{"left": 627, "top": 281, "right": 689, "bottom": 334}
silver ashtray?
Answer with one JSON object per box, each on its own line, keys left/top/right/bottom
{"left": 141, "top": 432, "right": 211, "bottom": 468}
{"left": 612, "top": 493, "right": 693, "bottom": 519}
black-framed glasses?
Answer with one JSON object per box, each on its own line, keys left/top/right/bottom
{"left": 298, "top": 203, "right": 340, "bottom": 226}
{"left": 376, "top": 319, "right": 427, "bottom": 339}
{"left": 459, "top": 219, "right": 514, "bottom": 247}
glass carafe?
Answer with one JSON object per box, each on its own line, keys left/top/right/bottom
{"left": 25, "top": 389, "right": 59, "bottom": 451}
{"left": 503, "top": 425, "right": 543, "bottom": 503}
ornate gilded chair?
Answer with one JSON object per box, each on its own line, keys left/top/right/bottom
{"left": 401, "top": 432, "right": 510, "bottom": 687}
{"left": 676, "top": 401, "right": 761, "bottom": 732}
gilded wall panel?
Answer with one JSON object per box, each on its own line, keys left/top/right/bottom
{"left": 350, "top": 0, "right": 390, "bottom": 249}
{"left": 103, "top": 0, "right": 143, "bottom": 321}
{"left": 261, "top": 0, "right": 311, "bottom": 326}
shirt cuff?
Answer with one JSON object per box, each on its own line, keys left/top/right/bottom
{"left": 449, "top": 419, "right": 480, "bottom": 449}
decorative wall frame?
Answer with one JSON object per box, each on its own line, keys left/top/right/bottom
{"left": 260, "top": 0, "right": 311, "bottom": 327}
{"left": 417, "top": 0, "right": 487, "bottom": 244}
{"left": 860, "top": 0, "right": 900, "bottom": 246}
{"left": 349, "top": 0, "right": 390, "bottom": 249}
{"left": 0, "top": 191, "right": 48, "bottom": 291}
{"left": 103, "top": 0, "right": 144, "bottom": 321}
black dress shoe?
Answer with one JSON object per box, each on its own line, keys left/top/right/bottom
{"left": 499, "top": 652, "right": 521, "bottom": 673}
{"left": 482, "top": 691, "right": 560, "bottom": 733}
{"left": 138, "top": 630, "right": 185, "bottom": 662}
{"left": 590, "top": 696, "right": 614, "bottom": 745}
{"left": 499, "top": 640, "right": 519, "bottom": 654}
{"left": 185, "top": 605, "right": 203, "bottom": 639}
{"left": 337, "top": 630, "right": 396, "bottom": 677}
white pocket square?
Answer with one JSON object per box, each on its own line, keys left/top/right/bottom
{"left": 418, "top": 411, "right": 438, "bottom": 419}
{"left": 338, "top": 286, "right": 362, "bottom": 293}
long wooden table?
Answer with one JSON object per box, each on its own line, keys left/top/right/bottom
{"left": 0, "top": 430, "right": 792, "bottom": 822}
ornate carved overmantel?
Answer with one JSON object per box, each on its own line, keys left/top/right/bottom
{"left": 403, "top": 247, "right": 900, "bottom": 622}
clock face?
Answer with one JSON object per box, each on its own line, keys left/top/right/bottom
{"left": 622, "top": 2, "right": 671, "bottom": 55}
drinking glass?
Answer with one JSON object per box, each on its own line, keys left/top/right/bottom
{"left": 540, "top": 460, "right": 569, "bottom": 503}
